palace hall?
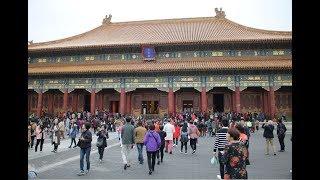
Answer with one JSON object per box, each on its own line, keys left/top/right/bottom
{"left": 28, "top": 9, "right": 292, "bottom": 119}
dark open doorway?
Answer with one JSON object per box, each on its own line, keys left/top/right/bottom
{"left": 213, "top": 94, "right": 224, "bottom": 112}
{"left": 84, "top": 94, "right": 91, "bottom": 112}
{"left": 110, "top": 101, "right": 119, "bottom": 113}
{"left": 183, "top": 100, "right": 193, "bottom": 113}
{"left": 141, "top": 101, "right": 159, "bottom": 114}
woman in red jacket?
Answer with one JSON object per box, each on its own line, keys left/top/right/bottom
{"left": 173, "top": 123, "right": 181, "bottom": 147}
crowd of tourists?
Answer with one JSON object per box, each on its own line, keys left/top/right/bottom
{"left": 28, "top": 110, "right": 288, "bottom": 179}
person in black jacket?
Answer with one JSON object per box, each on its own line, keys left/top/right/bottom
{"left": 77, "top": 122, "right": 92, "bottom": 176}
{"left": 156, "top": 125, "right": 166, "bottom": 164}
{"left": 277, "top": 119, "right": 287, "bottom": 152}
{"left": 96, "top": 125, "right": 109, "bottom": 163}
{"left": 262, "top": 120, "right": 276, "bottom": 155}
{"left": 213, "top": 119, "right": 229, "bottom": 179}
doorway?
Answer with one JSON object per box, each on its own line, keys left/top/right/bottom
{"left": 213, "top": 94, "right": 224, "bottom": 112}
{"left": 84, "top": 94, "right": 91, "bottom": 112}
{"left": 141, "top": 101, "right": 159, "bottom": 114}
{"left": 110, "top": 101, "right": 119, "bottom": 113}
{"left": 183, "top": 100, "right": 193, "bottom": 113}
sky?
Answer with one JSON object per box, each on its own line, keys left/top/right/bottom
{"left": 28, "top": 0, "right": 292, "bottom": 43}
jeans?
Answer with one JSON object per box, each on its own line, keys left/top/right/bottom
{"left": 190, "top": 138, "right": 197, "bottom": 151}
{"left": 218, "top": 151, "right": 225, "bottom": 179}
{"left": 173, "top": 138, "right": 179, "bottom": 145}
{"left": 70, "top": 138, "right": 76, "bottom": 147}
{"left": 278, "top": 135, "right": 285, "bottom": 150}
{"left": 53, "top": 143, "right": 58, "bottom": 151}
{"left": 147, "top": 151, "right": 157, "bottom": 171}
{"left": 98, "top": 147, "right": 105, "bottom": 160}
{"left": 165, "top": 140, "right": 173, "bottom": 153}
{"left": 80, "top": 147, "right": 91, "bottom": 171}
{"left": 30, "top": 135, "right": 35, "bottom": 148}
{"left": 35, "top": 138, "right": 44, "bottom": 152}
{"left": 121, "top": 144, "right": 132, "bottom": 164}
{"left": 156, "top": 144, "right": 165, "bottom": 161}
{"left": 181, "top": 142, "right": 187, "bottom": 152}
{"left": 136, "top": 143, "right": 144, "bottom": 163}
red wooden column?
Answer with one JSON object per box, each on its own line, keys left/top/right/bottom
{"left": 36, "top": 91, "right": 43, "bottom": 117}
{"left": 72, "top": 93, "right": 78, "bottom": 112}
{"left": 48, "top": 94, "right": 53, "bottom": 115}
{"left": 168, "top": 88, "right": 174, "bottom": 116}
{"left": 235, "top": 87, "right": 241, "bottom": 113}
{"left": 201, "top": 87, "right": 207, "bottom": 113}
{"left": 90, "top": 90, "right": 96, "bottom": 115}
{"left": 263, "top": 91, "right": 269, "bottom": 115}
{"left": 119, "top": 88, "right": 126, "bottom": 115}
{"left": 99, "top": 93, "right": 104, "bottom": 110}
{"left": 269, "top": 86, "right": 276, "bottom": 119}
{"left": 232, "top": 92, "right": 236, "bottom": 112}
{"left": 63, "top": 90, "right": 68, "bottom": 113}
{"left": 126, "top": 92, "right": 131, "bottom": 114}
{"left": 173, "top": 93, "right": 176, "bottom": 115}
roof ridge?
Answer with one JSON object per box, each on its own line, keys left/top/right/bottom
{"left": 28, "top": 25, "right": 104, "bottom": 46}
{"left": 110, "top": 16, "right": 219, "bottom": 25}
{"left": 224, "top": 18, "right": 291, "bottom": 35}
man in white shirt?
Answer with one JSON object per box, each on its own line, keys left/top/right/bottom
{"left": 163, "top": 119, "right": 175, "bottom": 154}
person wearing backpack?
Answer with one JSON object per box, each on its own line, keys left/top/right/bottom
{"left": 68, "top": 122, "right": 78, "bottom": 148}
{"left": 180, "top": 122, "right": 189, "bottom": 154}
{"left": 144, "top": 124, "right": 161, "bottom": 175}
{"left": 188, "top": 120, "right": 200, "bottom": 154}
{"left": 96, "top": 125, "right": 108, "bottom": 163}
{"left": 156, "top": 125, "right": 166, "bottom": 164}
{"left": 277, "top": 118, "right": 287, "bottom": 152}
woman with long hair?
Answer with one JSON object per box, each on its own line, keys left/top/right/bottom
{"left": 35, "top": 123, "right": 45, "bottom": 152}
{"left": 96, "top": 125, "right": 108, "bottom": 163}
{"left": 51, "top": 118, "right": 61, "bottom": 153}
{"left": 180, "top": 122, "right": 189, "bottom": 154}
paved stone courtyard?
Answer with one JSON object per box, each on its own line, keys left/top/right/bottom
{"left": 28, "top": 128, "right": 292, "bottom": 179}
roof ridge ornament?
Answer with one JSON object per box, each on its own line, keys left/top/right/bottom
{"left": 102, "top": 14, "right": 112, "bottom": 25}
{"left": 215, "top": 7, "right": 226, "bottom": 18}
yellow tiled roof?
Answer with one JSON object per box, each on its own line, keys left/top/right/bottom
{"left": 28, "top": 17, "right": 291, "bottom": 51}
{"left": 28, "top": 56, "right": 292, "bottom": 75}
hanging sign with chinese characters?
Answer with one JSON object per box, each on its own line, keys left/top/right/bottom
{"left": 142, "top": 46, "right": 156, "bottom": 61}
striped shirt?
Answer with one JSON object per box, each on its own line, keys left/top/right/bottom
{"left": 214, "top": 127, "right": 229, "bottom": 152}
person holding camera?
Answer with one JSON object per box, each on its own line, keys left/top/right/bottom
{"left": 96, "top": 125, "right": 108, "bottom": 163}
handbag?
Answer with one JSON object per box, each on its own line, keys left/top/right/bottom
{"left": 77, "top": 134, "right": 86, "bottom": 148}
{"left": 210, "top": 155, "right": 219, "bottom": 166}
{"left": 96, "top": 138, "right": 104, "bottom": 147}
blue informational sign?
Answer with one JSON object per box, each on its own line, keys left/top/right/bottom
{"left": 142, "top": 46, "right": 156, "bottom": 60}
